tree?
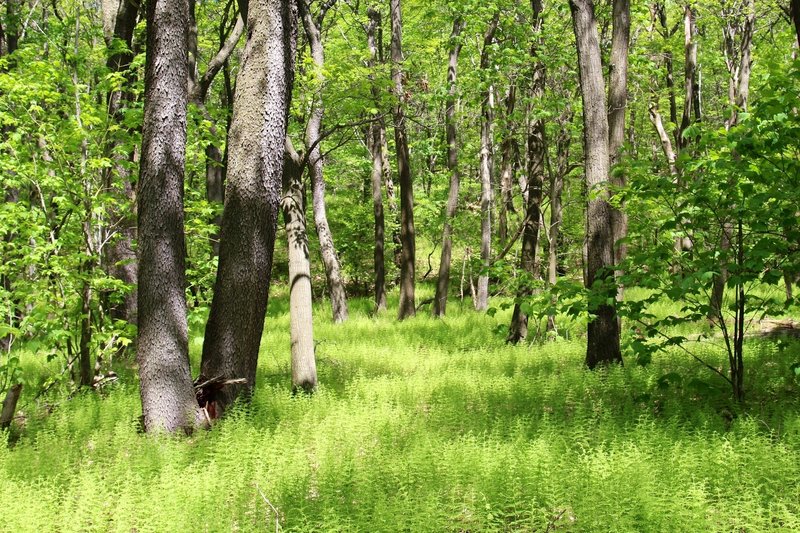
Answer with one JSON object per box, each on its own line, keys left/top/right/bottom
{"left": 201, "top": 0, "right": 297, "bottom": 414}
{"left": 299, "top": 0, "right": 348, "bottom": 324}
{"left": 569, "top": 0, "right": 622, "bottom": 368}
{"left": 390, "top": 0, "right": 416, "bottom": 320}
{"left": 283, "top": 138, "right": 317, "bottom": 393}
{"left": 137, "top": 0, "right": 203, "bottom": 432}
{"left": 432, "top": 16, "right": 465, "bottom": 318}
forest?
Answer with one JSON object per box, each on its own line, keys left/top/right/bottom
{"left": 1, "top": 0, "right": 800, "bottom": 530}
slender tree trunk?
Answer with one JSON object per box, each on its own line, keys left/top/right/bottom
{"left": 102, "top": 0, "right": 140, "bottom": 324}
{"left": 299, "top": 0, "right": 348, "bottom": 323}
{"left": 283, "top": 139, "right": 317, "bottom": 393}
{"left": 367, "top": 7, "right": 387, "bottom": 312}
{"left": 475, "top": 12, "right": 499, "bottom": 312}
{"left": 547, "top": 108, "right": 573, "bottom": 332}
{"left": 508, "top": 0, "right": 544, "bottom": 343}
{"left": 201, "top": 0, "right": 297, "bottom": 413}
{"left": 433, "top": 17, "right": 465, "bottom": 317}
{"left": 498, "top": 83, "right": 517, "bottom": 245}
{"left": 711, "top": 0, "right": 754, "bottom": 319}
{"left": 570, "top": 0, "right": 622, "bottom": 368}
{"left": 792, "top": 0, "right": 800, "bottom": 47}
{"left": 678, "top": 4, "right": 698, "bottom": 151}
{"left": 608, "top": 0, "right": 629, "bottom": 299}
{"left": 137, "top": 0, "right": 203, "bottom": 432}
{"left": 390, "top": 0, "right": 416, "bottom": 320}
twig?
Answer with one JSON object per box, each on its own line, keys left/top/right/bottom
{"left": 255, "top": 483, "right": 281, "bottom": 533}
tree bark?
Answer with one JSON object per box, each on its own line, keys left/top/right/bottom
{"left": 678, "top": 4, "right": 699, "bottom": 151}
{"left": 201, "top": 0, "right": 296, "bottom": 413}
{"left": 390, "top": 0, "right": 416, "bottom": 320}
{"left": 283, "top": 139, "right": 317, "bottom": 393}
{"left": 137, "top": 0, "right": 203, "bottom": 432}
{"left": 433, "top": 16, "right": 465, "bottom": 317}
{"left": 0, "top": 383, "right": 21, "bottom": 430}
{"left": 547, "top": 108, "right": 573, "bottom": 332}
{"left": 569, "top": 0, "right": 622, "bottom": 368}
{"left": 475, "top": 12, "right": 499, "bottom": 312}
{"left": 792, "top": 0, "right": 800, "bottom": 48}
{"left": 367, "top": 7, "right": 387, "bottom": 312}
{"left": 299, "top": 0, "right": 348, "bottom": 323}
{"left": 498, "top": 83, "right": 517, "bottom": 246}
{"left": 507, "top": 0, "right": 544, "bottom": 343}
{"left": 608, "top": 0, "right": 630, "bottom": 298}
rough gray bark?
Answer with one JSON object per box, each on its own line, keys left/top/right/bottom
{"left": 507, "top": 0, "right": 544, "bottom": 344}
{"left": 283, "top": 139, "right": 317, "bottom": 393}
{"left": 137, "top": 0, "right": 203, "bottom": 432}
{"left": 498, "top": 83, "right": 517, "bottom": 245}
{"left": 102, "top": 0, "right": 140, "bottom": 325}
{"left": 432, "top": 17, "right": 465, "bottom": 317}
{"left": 367, "top": 7, "right": 387, "bottom": 312}
{"left": 299, "top": 0, "right": 348, "bottom": 323}
{"left": 569, "top": 0, "right": 622, "bottom": 368}
{"left": 391, "top": 0, "right": 416, "bottom": 320}
{"left": 201, "top": 0, "right": 296, "bottom": 413}
{"left": 475, "top": 12, "right": 499, "bottom": 312}
{"left": 608, "top": 0, "right": 629, "bottom": 297}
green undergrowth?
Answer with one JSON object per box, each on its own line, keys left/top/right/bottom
{"left": 3, "top": 292, "right": 800, "bottom": 532}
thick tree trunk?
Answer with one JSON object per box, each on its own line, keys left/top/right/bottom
{"left": 0, "top": 383, "right": 21, "bottom": 430}
{"left": 608, "top": 0, "right": 629, "bottom": 298}
{"left": 137, "top": 0, "right": 203, "bottom": 432}
{"left": 508, "top": 0, "right": 544, "bottom": 343}
{"left": 367, "top": 7, "right": 387, "bottom": 312}
{"left": 283, "top": 139, "right": 317, "bottom": 393}
{"left": 390, "top": 0, "right": 416, "bottom": 320}
{"left": 201, "top": 0, "right": 296, "bottom": 413}
{"left": 433, "top": 17, "right": 465, "bottom": 317}
{"left": 300, "top": 0, "right": 348, "bottom": 324}
{"left": 570, "top": 0, "right": 622, "bottom": 368}
{"left": 102, "top": 0, "right": 140, "bottom": 325}
{"left": 475, "top": 13, "right": 499, "bottom": 313}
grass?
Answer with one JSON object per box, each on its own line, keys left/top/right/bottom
{"left": 2, "top": 289, "right": 800, "bottom": 532}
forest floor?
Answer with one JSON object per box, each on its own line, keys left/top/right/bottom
{"left": 2, "top": 288, "right": 800, "bottom": 532}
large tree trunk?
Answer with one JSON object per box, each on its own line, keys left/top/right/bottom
{"left": 367, "top": 7, "right": 387, "bottom": 312}
{"left": 102, "top": 0, "right": 140, "bottom": 325}
{"left": 475, "top": 12, "right": 499, "bottom": 313}
{"left": 283, "top": 139, "right": 317, "bottom": 393}
{"left": 608, "top": 0, "right": 629, "bottom": 298}
{"left": 390, "top": 0, "right": 416, "bottom": 320}
{"left": 507, "top": 0, "right": 544, "bottom": 344}
{"left": 137, "top": 0, "right": 203, "bottom": 433}
{"left": 201, "top": 0, "right": 296, "bottom": 413}
{"left": 300, "top": 0, "right": 348, "bottom": 324}
{"left": 569, "top": 0, "right": 622, "bottom": 368}
{"left": 433, "top": 17, "right": 465, "bottom": 317}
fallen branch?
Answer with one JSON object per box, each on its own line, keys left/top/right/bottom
{"left": 255, "top": 483, "right": 281, "bottom": 533}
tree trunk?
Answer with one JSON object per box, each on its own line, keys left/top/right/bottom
{"left": 792, "top": 0, "right": 800, "bottom": 47}
{"left": 498, "top": 83, "right": 517, "bottom": 245}
{"left": 102, "top": 0, "right": 140, "bottom": 325}
{"left": 569, "top": 0, "right": 622, "bottom": 368}
{"left": 390, "top": 0, "right": 416, "bottom": 320}
{"left": 201, "top": 0, "right": 296, "bottom": 414}
{"left": 711, "top": 0, "right": 754, "bottom": 319}
{"left": 433, "top": 17, "right": 465, "bottom": 317}
{"left": 299, "top": 0, "right": 348, "bottom": 324}
{"left": 547, "top": 108, "right": 573, "bottom": 332}
{"left": 608, "top": 0, "right": 629, "bottom": 299}
{"left": 0, "top": 383, "right": 21, "bottom": 430}
{"left": 137, "top": 0, "right": 203, "bottom": 432}
{"left": 283, "top": 139, "right": 317, "bottom": 393}
{"left": 678, "top": 4, "right": 698, "bottom": 151}
{"left": 508, "top": 0, "right": 544, "bottom": 343}
{"left": 475, "top": 12, "right": 499, "bottom": 313}
{"left": 367, "top": 7, "right": 387, "bottom": 312}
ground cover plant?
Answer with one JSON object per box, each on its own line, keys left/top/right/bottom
{"left": 2, "top": 291, "right": 800, "bottom": 532}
